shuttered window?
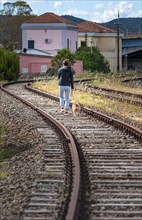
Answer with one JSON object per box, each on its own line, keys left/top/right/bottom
{"left": 28, "top": 40, "right": 34, "bottom": 49}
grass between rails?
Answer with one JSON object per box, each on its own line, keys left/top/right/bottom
{"left": 75, "top": 71, "right": 142, "bottom": 94}
{"left": 91, "top": 77, "right": 142, "bottom": 94}
{"left": 32, "top": 78, "right": 142, "bottom": 129}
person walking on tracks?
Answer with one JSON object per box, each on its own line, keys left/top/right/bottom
{"left": 58, "top": 59, "right": 74, "bottom": 115}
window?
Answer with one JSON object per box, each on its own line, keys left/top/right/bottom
{"left": 22, "top": 68, "right": 28, "bottom": 74}
{"left": 41, "top": 65, "right": 48, "bottom": 73}
{"left": 76, "top": 41, "right": 78, "bottom": 50}
{"left": 81, "top": 41, "right": 86, "bottom": 47}
{"left": 67, "top": 38, "right": 69, "bottom": 49}
{"left": 28, "top": 40, "right": 34, "bottom": 49}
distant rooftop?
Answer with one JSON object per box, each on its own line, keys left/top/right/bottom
{"left": 17, "top": 48, "right": 54, "bottom": 57}
{"left": 78, "top": 21, "right": 116, "bottom": 33}
{"left": 25, "top": 12, "right": 77, "bottom": 25}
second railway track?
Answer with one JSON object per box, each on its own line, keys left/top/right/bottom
{"left": 75, "top": 80, "right": 142, "bottom": 107}
{"left": 1, "top": 81, "right": 142, "bottom": 220}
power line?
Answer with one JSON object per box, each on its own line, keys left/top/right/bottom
{"left": 117, "top": 10, "right": 120, "bottom": 73}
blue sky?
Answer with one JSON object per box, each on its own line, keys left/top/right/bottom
{"left": 1, "top": 0, "right": 142, "bottom": 22}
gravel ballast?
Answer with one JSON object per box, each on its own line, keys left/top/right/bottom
{"left": 0, "top": 89, "right": 47, "bottom": 220}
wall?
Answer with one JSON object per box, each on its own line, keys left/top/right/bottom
{"left": 25, "top": 29, "right": 62, "bottom": 51}
{"left": 22, "top": 23, "right": 78, "bottom": 53}
{"left": 20, "top": 55, "right": 52, "bottom": 75}
{"left": 72, "top": 60, "right": 83, "bottom": 74}
{"left": 19, "top": 54, "right": 83, "bottom": 76}
{"left": 78, "top": 34, "right": 122, "bottom": 73}
{"left": 98, "top": 36, "right": 118, "bottom": 73}
{"left": 66, "top": 30, "right": 78, "bottom": 53}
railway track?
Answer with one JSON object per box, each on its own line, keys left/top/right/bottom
{"left": 122, "top": 77, "right": 142, "bottom": 88}
{"left": 1, "top": 81, "right": 142, "bottom": 220}
{"left": 75, "top": 80, "right": 142, "bottom": 106}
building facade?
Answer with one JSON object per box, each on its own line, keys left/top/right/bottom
{"left": 20, "top": 12, "right": 122, "bottom": 75}
{"left": 19, "top": 49, "right": 83, "bottom": 76}
{"left": 21, "top": 12, "right": 78, "bottom": 54}
{"left": 78, "top": 21, "right": 122, "bottom": 73}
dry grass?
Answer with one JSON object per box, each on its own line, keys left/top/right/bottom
{"left": 32, "top": 79, "right": 142, "bottom": 129}
{"left": 91, "top": 77, "right": 142, "bottom": 94}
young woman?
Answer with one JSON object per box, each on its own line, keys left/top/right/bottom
{"left": 58, "top": 59, "right": 74, "bottom": 115}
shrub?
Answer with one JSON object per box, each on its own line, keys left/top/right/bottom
{"left": 0, "top": 48, "right": 19, "bottom": 81}
{"left": 51, "top": 48, "right": 75, "bottom": 73}
{"left": 75, "top": 46, "right": 110, "bottom": 74}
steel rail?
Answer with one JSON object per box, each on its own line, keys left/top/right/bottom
{"left": 86, "top": 84, "right": 142, "bottom": 99}
{"left": 77, "top": 87, "right": 142, "bottom": 106}
{"left": 83, "top": 106, "right": 142, "bottom": 140}
{"left": 1, "top": 81, "right": 81, "bottom": 220}
{"left": 25, "top": 82, "right": 142, "bottom": 141}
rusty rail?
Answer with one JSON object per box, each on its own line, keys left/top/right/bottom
{"left": 25, "top": 82, "right": 142, "bottom": 141}
{"left": 1, "top": 81, "right": 81, "bottom": 220}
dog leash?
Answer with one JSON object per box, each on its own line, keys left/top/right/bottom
{"left": 71, "top": 89, "right": 75, "bottom": 100}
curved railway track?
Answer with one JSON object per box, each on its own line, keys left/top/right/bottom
{"left": 1, "top": 81, "right": 142, "bottom": 220}
{"left": 75, "top": 79, "right": 142, "bottom": 106}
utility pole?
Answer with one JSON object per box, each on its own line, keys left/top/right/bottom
{"left": 141, "top": 0, "right": 142, "bottom": 36}
{"left": 85, "top": 32, "right": 87, "bottom": 46}
{"left": 117, "top": 10, "right": 120, "bottom": 73}
{"left": 90, "top": 40, "right": 93, "bottom": 53}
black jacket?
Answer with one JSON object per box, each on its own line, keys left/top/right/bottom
{"left": 58, "top": 65, "right": 74, "bottom": 89}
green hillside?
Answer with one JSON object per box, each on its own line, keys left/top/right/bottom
{"left": 62, "top": 15, "right": 86, "bottom": 23}
{"left": 62, "top": 15, "right": 142, "bottom": 35}
{"left": 100, "top": 17, "right": 142, "bottom": 35}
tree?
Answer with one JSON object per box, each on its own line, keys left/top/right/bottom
{"left": 13, "top": 1, "right": 32, "bottom": 16}
{"left": 0, "top": 47, "right": 19, "bottom": 81}
{"left": 0, "top": 1, "right": 35, "bottom": 49}
{"left": 51, "top": 48, "right": 75, "bottom": 73}
{"left": 75, "top": 46, "right": 110, "bottom": 73}
{"left": 2, "top": 1, "right": 32, "bottom": 16}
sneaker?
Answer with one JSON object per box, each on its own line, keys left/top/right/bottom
{"left": 64, "top": 110, "right": 69, "bottom": 115}
{"left": 60, "top": 107, "right": 64, "bottom": 114}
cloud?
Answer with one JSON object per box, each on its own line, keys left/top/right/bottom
{"left": 1, "top": 0, "right": 8, "bottom": 5}
{"left": 54, "top": 1, "right": 62, "bottom": 9}
{"left": 95, "top": 3, "right": 104, "bottom": 9}
{"left": 118, "top": 1, "right": 133, "bottom": 17}
{"left": 91, "top": 1, "right": 135, "bottom": 23}
{"left": 62, "top": 8, "right": 89, "bottom": 17}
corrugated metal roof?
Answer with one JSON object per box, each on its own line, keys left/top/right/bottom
{"left": 18, "top": 49, "right": 54, "bottom": 57}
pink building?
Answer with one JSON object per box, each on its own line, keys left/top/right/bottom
{"left": 19, "top": 49, "right": 83, "bottom": 76}
{"left": 21, "top": 12, "right": 78, "bottom": 53}
{"left": 19, "top": 49, "right": 53, "bottom": 76}
{"left": 19, "top": 12, "right": 83, "bottom": 76}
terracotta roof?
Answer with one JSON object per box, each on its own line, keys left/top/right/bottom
{"left": 25, "top": 12, "right": 77, "bottom": 25}
{"left": 78, "top": 21, "right": 116, "bottom": 33}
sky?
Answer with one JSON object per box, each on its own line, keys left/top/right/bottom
{"left": 0, "top": 0, "right": 142, "bottom": 23}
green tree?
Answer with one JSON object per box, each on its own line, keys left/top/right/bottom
{"left": 51, "top": 48, "right": 75, "bottom": 73}
{"left": 0, "top": 48, "right": 19, "bottom": 81}
{"left": 1, "top": 2, "right": 14, "bottom": 15}
{"left": 0, "top": 1, "right": 35, "bottom": 49}
{"left": 2, "top": 1, "right": 32, "bottom": 16}
{"left": 13, "top": 1, "right": 32, "bottom": 16}
{"left": 75, "top": 46, "right": 110, "bottom": 73}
